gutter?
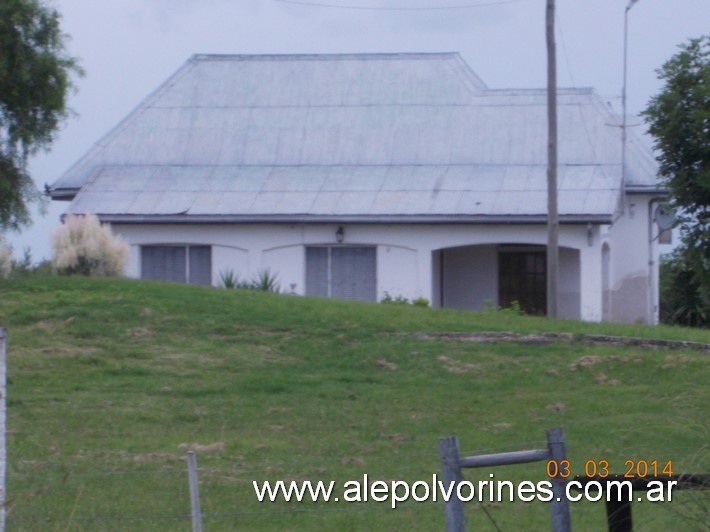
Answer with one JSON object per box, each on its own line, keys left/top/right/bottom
{"left": 46, "top": 187, "right": 80, "bottom": 201}
{"left": 625, "top": 186, "right": 669, "bottom": 196}
{"left": 92, "top": 213, "right": 614, "bottom": 225}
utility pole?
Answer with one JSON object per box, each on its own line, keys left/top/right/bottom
{"left": 546, "top": 0, "right": 559, "bottom": 319}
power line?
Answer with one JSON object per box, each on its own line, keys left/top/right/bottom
{"left": 554, "top": 10, "right": 614, "bottom": 187}
{"left": 273, "top": 0, "right": 523, "bottom": 11}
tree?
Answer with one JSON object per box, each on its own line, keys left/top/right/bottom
{"left": 0, "top": 0, "right": 82, "bottom": 231}
{"left": 659, "top": 250, "right": 707, "bottom": 327}
{"left": 642, "top": 36, "right": 710, "bottom": 325}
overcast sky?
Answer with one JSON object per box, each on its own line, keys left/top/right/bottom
{"left": 6, "top": 0, "right": 709, "bottom": 261}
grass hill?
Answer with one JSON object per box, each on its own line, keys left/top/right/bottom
{"left": 0, "top": 276, "right": 708, "bottom": 530}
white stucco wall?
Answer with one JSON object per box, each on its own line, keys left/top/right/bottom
{"left": 559, "top": 247, "right": 582, "bottom": 321}
{"left": 578, "top": 237, "right": 602, "bottom": 322}
{"left": 377, "top": 245, "right": 419, "bottom": 301}
{"left": 111, "top": 221, "right": 624, "bottom": 322}
{"left": 606, "top": 194, "right": 664, "bottom": 324}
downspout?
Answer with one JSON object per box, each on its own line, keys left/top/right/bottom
{"left": 647, "top": 197, "right": 666, "bottom": 324}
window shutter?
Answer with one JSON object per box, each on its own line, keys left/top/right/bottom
{"left": 331, "top": 247, "right": 376, "bottom": 302}
{"left": 163, "top": 247, "right": 187, "bottom": 283}
{"left": 142, "top": 245, "right": 210, "bottom": 284}
{"left": 306, "top": 246, "right": 376, "bottom": 302}
{"left": 306, "top": 247, "right": 329, "bottom": 297}
{"left": 188, "top": 246, "right": 212, "bottom": 285}
{"left": 142, "top": 246, "right": 186, "bottom": 283}
{"left": 141, "top": 246, "right": 160, "bottom": 280}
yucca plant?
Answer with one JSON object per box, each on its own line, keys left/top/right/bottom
{"left": 219, "top": 269, "right": 240, "bottom": 289}
{"left": 250, "top": 268, "right": 280, "bottom": 292}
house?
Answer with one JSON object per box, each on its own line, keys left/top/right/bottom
{"left": 48, "top": 52, "right": 668, "bottom": 323}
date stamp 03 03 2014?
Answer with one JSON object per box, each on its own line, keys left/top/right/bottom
{"left": 546, "top": 459, "right": 674, "bottom": 480}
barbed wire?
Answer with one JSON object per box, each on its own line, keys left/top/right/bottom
{"left": 7, "top": 497, "right": 436, "bottom": 525}
{"left": 8, "top": 436, "right": 707, "bottom": 529}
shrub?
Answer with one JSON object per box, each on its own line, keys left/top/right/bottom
{"left": 9, "top": 247, "right": 32, "bottom": 278}
{"left": 509, "top": 300, "right": 523, "bottom": 315}
{"left": 220, "top": 268, "right": 280, "bottom": 292}
{"left": 380, "top": 293, "right": 430, "bottom": 307}
{"left": 412, "top": 297, "right": 429, "bottom": 308}
{"left": 52, "top": 214, "right": 128, "bottom": 277}
{"left": 380, "top": 292, "right": 409, "bottom": 305}
{"left": 493, "top": 299, "right": 525, "bottom": 317}
{"left": 0, "top": 234, "right": 11, "bottom": 279}
{"left": 7, "top": 247, "right": 54, "bottom": 279}
{"left": 219, "top": 269, "right": 240, "bottom": 289}
{"left": 12, "top": 246, "right": 31, "bottom": 270}
{"left": 660, "top": 250, "right": 708, "bottom": 327}
{"left": 250, "top": 268, "right": 280, "bottom": 292}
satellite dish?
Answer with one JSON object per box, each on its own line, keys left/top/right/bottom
{"left": 654, "top": 204, "right": 676, "bottom": 231}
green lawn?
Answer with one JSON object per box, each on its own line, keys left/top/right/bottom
{"left": 0, "top": 276, "right": 707, "bottom": 530}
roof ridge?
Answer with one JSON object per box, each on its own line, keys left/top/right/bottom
{"left": 189, "top": 52, "right": 461, "bottom": 62}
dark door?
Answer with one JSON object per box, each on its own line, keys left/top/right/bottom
{"left": 498, "top": 251, "right": 546, "bottom": 315}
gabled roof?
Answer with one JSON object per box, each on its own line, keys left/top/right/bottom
{"left": 51, "top": 52, "right": 660, "bottom": 223}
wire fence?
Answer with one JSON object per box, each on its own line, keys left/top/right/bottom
{"left": 6, "top": 439, "right": 709, "bottom": 531}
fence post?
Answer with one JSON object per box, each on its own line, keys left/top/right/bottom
{"left": 606, "top": 485, "right": 632, "bottom": 532}
{"left": 0, "top": 328, "right": 6, "bottom": 532}
{"left": 547, "top": 427, "right": 571, "bottom": 532}
{"left": 187, "top": 451, "right": 203, "bottom": 532}
{"left": 439, "top": 436, "right": 465, "bottom": 532}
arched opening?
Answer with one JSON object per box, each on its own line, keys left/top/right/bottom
{"left": 432, "top": 243, "right": 581, "bottom": 319}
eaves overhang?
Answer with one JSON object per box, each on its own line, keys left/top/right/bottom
{"left": 94, "top": 213, "right": 613, "bottom": 225}
{"left": 625, "top": 185, "right": 669, "bottom": 196}
{"left": 47, "top": 188, "right": 79, "bottom": 201}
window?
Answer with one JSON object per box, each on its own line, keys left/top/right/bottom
{"left": 141, "top": 245, "right": 211, "bottom": 285}
{"left": 498, "top": 250, "right": 546, "bottom": 315}
{"left": 306, "top": 246, "right": 376, "bottom": 302}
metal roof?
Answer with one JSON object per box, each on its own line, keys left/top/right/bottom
{"left": 51, "top": 52, "right": 661, "bottom": 222}
{"left": 66, "top": 163, "right": 619, "bottom": 220}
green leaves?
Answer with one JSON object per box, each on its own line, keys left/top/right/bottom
{"left": 643, "top": 37, "right": 709, "bottom": 215}
{"left": 643, "top": 36, "right": 710, "bottom": 322}
{"left": 0, "top": 0, "right": 83, "bottom": 230}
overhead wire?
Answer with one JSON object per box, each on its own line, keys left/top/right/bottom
{"left": 554, "top": 8, "right": 616, "bottom": 190}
